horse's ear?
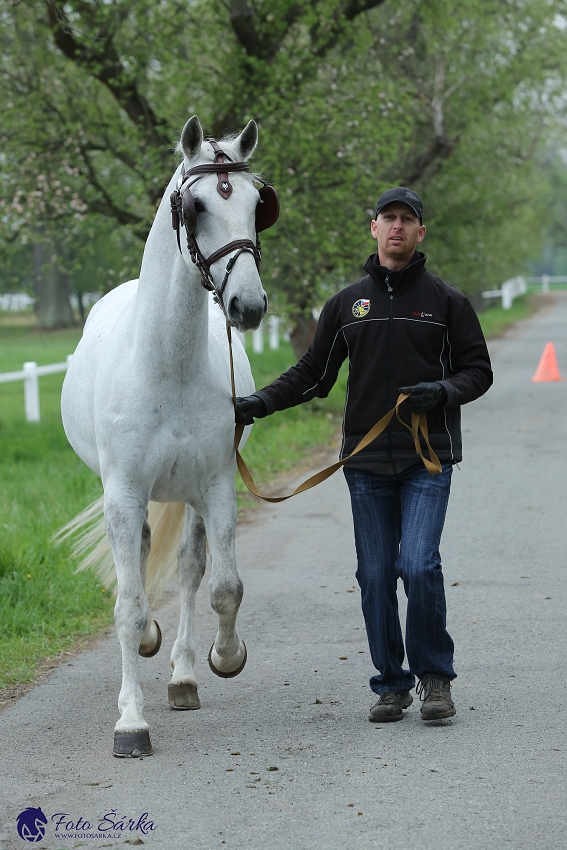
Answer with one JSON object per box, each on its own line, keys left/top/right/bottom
{"left": 180, "top": 116, "right": 203, "bottom": 160}
{"left": 234, "top": 120, "right": 258, "bottom": 161}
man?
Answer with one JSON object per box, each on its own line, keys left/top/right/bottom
{"left": 236, "top": 187, "right": 492, "bottom": 722}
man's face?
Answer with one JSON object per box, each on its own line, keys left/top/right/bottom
{"left": 370, "top": 202, "right": 426, "bottom": 268}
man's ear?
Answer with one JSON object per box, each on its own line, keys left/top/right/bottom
{"left": 416, "top": 224, "right": 426, "bottom": 243}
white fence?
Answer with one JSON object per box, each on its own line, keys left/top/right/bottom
{"left": 482, "top": 276, "right": 527, "bottom": 309}
{"left": 0, "top": 292, "right": 101, "bottom": 312}
{"left": 0, "top": 357, "right": 71, "bottom": 422}
{"left": 0, "top": 293, "right": 35, "bottom": 311}
{"left": 527, "top": 275, "right": 567, "bottom": 293}
{"left": 70, "top": 292, "right": 101, "bottom": 310}
{"left": 482, "top": 274, "right": 567, "bottom": 308}
{"left": 250, "top": 315, "right": 283, "bottom": 353}
{"left": 1, "top": 315, "right": 284, "bottom": 423}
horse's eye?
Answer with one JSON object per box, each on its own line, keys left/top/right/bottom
{"left": 194, "top": 200, "right": 205, "bottom": 213}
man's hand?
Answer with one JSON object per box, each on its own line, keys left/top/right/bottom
{"left": 235, "top": 395, "right": 268, "bottom": 425}
{"left": 398, "top": 382, "right": 447, "bottom": 413}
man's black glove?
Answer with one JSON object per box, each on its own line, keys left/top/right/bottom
{"left": 398, "top": 382, "right": 447, "bottom": 413}
{"left": 235, "top": 395, "right": 268, "bottom": 425}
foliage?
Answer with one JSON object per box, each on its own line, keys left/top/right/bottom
{"left": 530, "top": 145, "right": 567, "bottom": 276}
{"left": 0, "top": 0, "right": 566, "bottom": 328}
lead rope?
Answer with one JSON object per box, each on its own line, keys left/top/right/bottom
{"left": 226, "top": 323, "right": 442, "bottom": 503}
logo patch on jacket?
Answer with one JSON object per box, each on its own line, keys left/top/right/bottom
{"left": 412, "top": 311, "right": 433, "bottom": 318}
{"left": 352, "top": 299, "right": 370, "bottom": 318}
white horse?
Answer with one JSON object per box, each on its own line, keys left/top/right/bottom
{"left": 60, "top": 116, "right": 274, "bottom": 757}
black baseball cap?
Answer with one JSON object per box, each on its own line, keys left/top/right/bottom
{"left": 375, "top": 187, "right": 423, "bottom": 223}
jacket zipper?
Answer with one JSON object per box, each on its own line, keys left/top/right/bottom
{"left": 386, "top": 274, "right": 394, "bottom": 467}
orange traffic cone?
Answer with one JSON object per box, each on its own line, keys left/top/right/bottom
{"left": 531, "top": 342, "right": 563, "bottom": 382}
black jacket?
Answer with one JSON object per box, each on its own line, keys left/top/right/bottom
{"left": 255, "top": 251, "right": 493, "bottom": 468}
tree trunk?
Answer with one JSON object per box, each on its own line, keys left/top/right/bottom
{"left": 75, "top": 289, "right": 86, "bottom": 324}
{"left": 32, "top": 242, "right": 75, "bottom": 329}
{"left": 289, "top": 314, "right": 318, "bottom": 359}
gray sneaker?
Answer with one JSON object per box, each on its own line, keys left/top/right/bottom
{"left": 369, "top": 691, "right": 413, "bottom": 722}
{"left": 417, "top": 673, "right": 456, "bottom": 720}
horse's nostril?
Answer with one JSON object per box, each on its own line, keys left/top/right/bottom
{"left": 228, "top": 294, "right": 266, "bottom": 331}
{"left": 228, "top": 296, "right": 244, "bottom": 325}
{"left": 262, "top": 294, "right": 268, "bottom": 315}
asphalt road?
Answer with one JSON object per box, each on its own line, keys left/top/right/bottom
{"left": 1, "top": 294, "right": 566, "bottom": 850}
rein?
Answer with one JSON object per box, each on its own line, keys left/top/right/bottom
{"left": 226, "top": 324, "right": 442, "bottom": 503}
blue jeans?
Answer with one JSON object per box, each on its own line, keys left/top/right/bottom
{"left": 343, "top": 463, "right": 456, "bottom": 695}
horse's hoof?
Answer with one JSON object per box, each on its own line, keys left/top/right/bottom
{"left": 168, "top": 683, "right": 201, "bottom": 710}
{"left": 113, "top": 730, "right": 153, "bottom": 758}
{"left": 208, "top": 641, "right": 247, "bottom": 678}
{"left": 139, "top": 620, "right": 162, "bottom": 658}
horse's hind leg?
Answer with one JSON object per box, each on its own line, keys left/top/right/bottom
{"left": 104, "top": 484, "right": 153, "bottom": 757}
{"left": 204, "top": 479, "right": 247, "bottom": 678}
{"left": 168, "top": 506, "right": 206, "bottom": 709}
{"left": 138, "top": 516, "right": 162, "bottom": 658}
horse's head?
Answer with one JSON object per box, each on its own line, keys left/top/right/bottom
{"left": 177, "top": 116, "right": 274, "bottom": 331}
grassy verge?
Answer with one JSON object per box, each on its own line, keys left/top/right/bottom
{"left": 0, "top": 291, "right": 540, "bottom": 687}
{"left": 477, "top": 293, "right": 536, "bottom": 338}
{"left": 236, "top": 342, "right": 346, "bottom": 510}
{"left": 0, "top": 325, "right": 109, "bottom": 687}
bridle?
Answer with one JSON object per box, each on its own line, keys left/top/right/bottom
{"left": 170, "top": 137, "right": 279, "bottom": 314}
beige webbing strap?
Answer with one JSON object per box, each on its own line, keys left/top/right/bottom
{"left": 227, "top": 324, "right": 442, "bottom": 504}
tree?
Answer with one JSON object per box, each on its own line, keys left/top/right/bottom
{"left": 253, "top": 0, "right": 567, "bottom": 342}
{"left": 1, "top": 0, "right": 566, "bottom": 345}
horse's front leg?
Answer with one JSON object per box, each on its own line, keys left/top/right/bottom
{"left": 138, "top": 515, "right": 162, "bottom": 658}
{"left": 168, "top": 506, "right": 206, "bottom": 709}
{"left": 203, "top": 480, "right": 247, "bottom": 678}
{"left": 104, "top": 483, "right": 153, "bottom": 757}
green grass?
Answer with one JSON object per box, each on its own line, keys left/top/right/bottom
{"left": 477, "top": 293, "right": 535, "bottom": 338}
{"left": 237, "top": 341, "right": 347, "bottom": 505}
{"left": 0, "top": 325, "right": 110, "bottom": 687}
{"left": 0, "top": 292, "right": 537, "bottom": 687}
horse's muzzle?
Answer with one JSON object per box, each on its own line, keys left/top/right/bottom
{"left": 228, "top": 293, "right": 268, "bottom": 331}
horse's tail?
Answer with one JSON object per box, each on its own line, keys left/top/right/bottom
{"left": 53, "top": 499, "right": 186, "bottom": 605}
